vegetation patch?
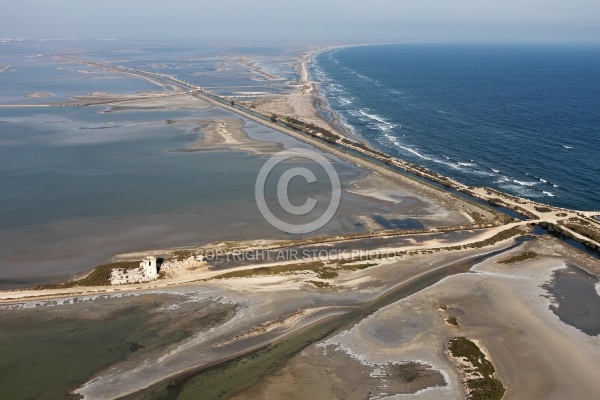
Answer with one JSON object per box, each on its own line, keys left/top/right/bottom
{"left": 335, "top": 257, "right": 379, "bottom": 271}
{"left": 445, "top": 317, "right": 459, "bottom": 327}
{"left": 210, "top": 262, "right": 326, "bottom": 280}
{"left": 448, "top": 337, "right": 505, "bottom": 400}
{"left": 534, "top": 206, "right": 553, "bottom": 213}
{"left": 172, "top": 249, "right": 194, "bottom": 261}
{"left": 468, "top": 211, "right": 487, "bottom": 225}
{"left": 34, "top": 261, "right": 140, "bottom": 289}
{"left": 341, "top": 263, "right": 378, "bottom": 271}
{"left": 316, "top": 269, "right": 338, "bottom": 279}
{"left": 306, "top": 280, "right": 331, "bottom": 288}
{"left": 467, "top": 226, "right": 525, "bottom": 248}
{"left": 563, "top": 222, "right": 600, "bottom": 243}
{"left": 498, "top": 251, "right": 538, "bottom": 264}
{"left": 541, "top": 221, "right": 600, "bottom": 252}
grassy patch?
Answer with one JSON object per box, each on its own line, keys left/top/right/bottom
{"left": 467, "top": 378, "right": 506, "bottom": 400}
{"left": 564, "top": 222, "right": 600, "bottom": 243}
{"left": 468, "top": 211, "right": 487, "bottom": 224}
{"left": 208, "top": 259, "right": 379, "bottom": 282}
{"left": 498, "top": 251, "right": 538, "bottom": 264}
{"left": 306, "top": 280, "right": 331, "bottom": 288}
{"left": 34, "top": 261, "right": 140, "bottom": 289}
{"left": 172, "top": 250, "right": 194, "bottom": 261}
{"left": 316, "top": 269, "right": 338, "bottom": 279}
{"left": 448, "top": 337, "right": 506, "bottom": 400}
{"left": 341, "top": 263, "right": 378, "bottom": 271}
{"left": 534, "top": 206, "right": 553, "bottom": 213}
{"left": 210, "top": 262, "right": 325, "bottom": 280}
{"left": 468, "top": 226, "right": 524, "bottom": 248}
{"left": 449, "top": 337, "right": 495, "bottom": 377}
{"left": 540, "top": 222, "right": 600, "bottom": 252}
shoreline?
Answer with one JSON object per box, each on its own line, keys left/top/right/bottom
{"left": 0, "top": 222, "right": 528, "bottom": 303}
{"left": 290, "top": 45, "right": 600, "bottom": 212}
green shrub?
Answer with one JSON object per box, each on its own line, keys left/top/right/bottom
{"left": 307, "top": 280, "right": 331, "bottom": 288}
{"left": 34, "top": 261, "right": 140, "bottom": 289}
{"left": 317, "top": 269, "right": 338, "bottom": 279}
{"left": 212, "top": 262, "right": 325, "bottom": 280}
{"left": 499, "top": 251, "right": 538, "bottom": 264}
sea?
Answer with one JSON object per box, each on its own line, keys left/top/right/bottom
{"left": 312, "top": 43, "right": 600, "bottom": 211}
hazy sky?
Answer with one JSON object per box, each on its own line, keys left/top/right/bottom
{"left": 1, "top": 0, "right": 599, "bottom": 42}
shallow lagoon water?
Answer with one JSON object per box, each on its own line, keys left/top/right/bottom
{"left": 0, "top": 292, "right": 236, "bottom": 399}
{"left": 1, "top": 101, "right": 417, "bottom": 287}
{"left": 542, "top": 265, "right": 600, "bottom": 336}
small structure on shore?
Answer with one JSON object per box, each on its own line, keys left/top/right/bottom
{"left": 110, "top": 256, "right": 158, "bottom": 285}
{"left": 140, "top": 256, "right": 158, "bottom": 280}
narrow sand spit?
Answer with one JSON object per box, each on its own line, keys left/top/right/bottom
{"left": 174, "top": 117, "right": 282, "bottom": 154}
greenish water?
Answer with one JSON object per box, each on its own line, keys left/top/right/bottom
{"left": 0, "top": 305, "right": 186, "bottom": 399}
{"left": 0, "top": 293, "right": 239, "bottom": 399}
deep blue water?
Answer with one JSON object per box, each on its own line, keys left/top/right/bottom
{"left": 313, "top": 44, "right": 600, "bottom": 211}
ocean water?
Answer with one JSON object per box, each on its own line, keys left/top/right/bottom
{"left": 313, "top": 44, "right": 600, "bottom": 211}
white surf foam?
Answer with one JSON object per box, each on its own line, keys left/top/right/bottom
{"left": 359, "top": 109, "right": 388, "bottom": 124}
{"left": 431, "top": 158, "right": 463, "bottom": 170}
{"left": 396, "top": 144, "right": 432, "bottom": 161}
{"left": 338, "top": 97, "right": 352, "bottom": 105}
{"left": 374, "top": 123, "right": 395, "bottom": 132}
{"left": 513, "top": 179, "right": 540, "bottom": 187}
{"left": 500, "top": 184, "right": 542, "bottom": 198}
{"left": 469, "top": 169, "right": 496, "bottom": 177}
